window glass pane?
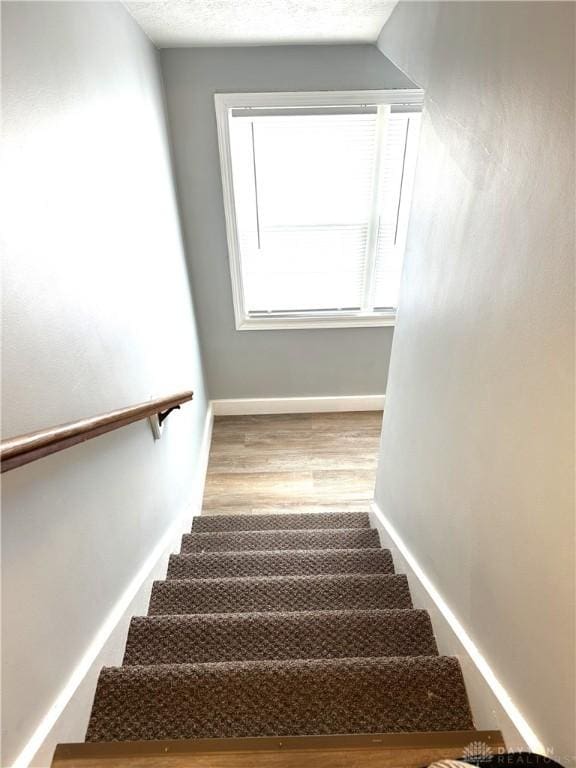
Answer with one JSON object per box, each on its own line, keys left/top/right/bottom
{"left": 373, "top": 113, "right": 421, "bottom": 309}
{"left": 230, "top": 114, "right": 377, "bottom": 313}
{"left": 225, "top": 101, "right": 422, "bottom": 322}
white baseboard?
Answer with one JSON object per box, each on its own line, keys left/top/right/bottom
{"left": 194, "top": 402, "right": 214, "bottom": 512}
{"left": 20, "top": 404, "right": 214, "bottom": 768}
{"left": 211, "top": 395, "right": 385, "bottom": 416}
{"left": 369, "top": 500, "right": 546, "bottom": 756}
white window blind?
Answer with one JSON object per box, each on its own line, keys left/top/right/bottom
{"left": 373, "top": 112, "right": 421, "bottom": 310}
{"left": 220, "top": 93, "right": 423, "bottom": 328}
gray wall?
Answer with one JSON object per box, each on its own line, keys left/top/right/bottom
{"left": 1, "top": 2, "right": 208, "bottom": 764}
{"left": 160, "top": 45, "right": 414, "bottom": 399}
{"left": 375, "top": 2, "right": 574, "bottom": 760}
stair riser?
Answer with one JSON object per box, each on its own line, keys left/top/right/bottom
{"left": 149, "top": 575, "right": 412, "bottom": 615}
{"left": 192, "top": 512, "right": 371, "bottom": 532}
{"left": 167, "top": 549, "right": 394, "bottom": 579}
{"left": 181, "top": 528, "right": 381, "bottom": 553}
{"left": 123, "top": 610, "right": 438, "bottom": 665}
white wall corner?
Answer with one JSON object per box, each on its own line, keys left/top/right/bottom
{"left": 19, "top": 405, "right": 214, "bottom": 768}
{"left": 191, "top": 402, "right": 214, "bottom": 515}
{"left": 369, "top": 500, "right": 546, "bottom": 756}
{"left": 211, "top": 395, "right": 385, "bottom": 416}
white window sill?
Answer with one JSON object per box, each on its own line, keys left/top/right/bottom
{"left": 236, "top": 312, "right": 397, "bottom": 330}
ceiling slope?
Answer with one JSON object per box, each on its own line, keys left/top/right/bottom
{"left": 124, "top": 0, "right": 397, "bottom": 48}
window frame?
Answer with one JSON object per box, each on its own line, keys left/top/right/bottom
{"left": 214, "top": 89, "right": 425, "bottom": 331}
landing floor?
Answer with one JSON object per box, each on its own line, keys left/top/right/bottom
{"left": 202, "top": 411, "right": 383, "bottom": 515}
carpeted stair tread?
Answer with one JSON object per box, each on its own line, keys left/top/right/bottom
{"left": 192, "top": 511, "right": 371, "bottom": 532}
{"left": 85, "top": 498, "right": 476, "bottom": 743}
{"left": 123, "top": 609, "right": 438, "bottom": 665}
{"left": 86, "top": 655, "right": 474, "bottom": 742}
{"left": 148, "top": 574, "right": 412, "bottom": 615}
{"left": 181, "top": 527, "right": 380, "bottom": 553}
{"left": 168, "top": 548, "right": 394, "bottom": 579}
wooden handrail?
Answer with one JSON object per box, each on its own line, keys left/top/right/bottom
{"left": 1, "top": 390, "right": 193, "bottom": 473}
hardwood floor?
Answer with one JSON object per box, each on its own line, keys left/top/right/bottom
{"left": 202, "top": 412, "right": 383, "bottom": 515}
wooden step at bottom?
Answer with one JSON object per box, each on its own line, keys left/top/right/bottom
{"left": 53, "top": 731, "right": 507, "bottom": 768}
{"left": 123, "top": 609, "right": 438, "bottom": 665}
{"left": 86, "top": 656, "right": 474, "bottom": 742}
{"left": 148, "top": 574, "right": 412, "bottom": 615}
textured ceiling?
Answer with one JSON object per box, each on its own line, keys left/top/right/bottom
{"left": 124, "top": 0, "right": 398, "bottom": 48}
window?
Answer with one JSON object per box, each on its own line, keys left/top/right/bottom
{"left": 215, "top": 90, "right": 423, "bottom": 330}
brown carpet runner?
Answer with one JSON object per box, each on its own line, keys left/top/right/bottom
{"left": 181, "top": 527, "right": 381, "bottom": 552}
{"left": 192, "top": 511, "right": 371, "bottom": 532}
{"left": 148, "top": 573, "right": 412, "bottom": 614}
{"left": 86, "top": 510, "right": 475, "bottom": 742}
{"left": 123, "top": 609, "right": 439, "bottom": 665}
{"left": 167, "top": 548, "right": 394, "bottom": 578}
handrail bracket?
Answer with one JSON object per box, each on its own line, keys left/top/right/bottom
{"left": 158, "top": 405, "right": 181, "bottom": 426}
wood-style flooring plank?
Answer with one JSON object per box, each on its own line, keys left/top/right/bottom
{"left": 206, "top": 452, "right": 378, "bottom": 474}
{"left": 202, "top": 412, "right": 382, "bottom": 514}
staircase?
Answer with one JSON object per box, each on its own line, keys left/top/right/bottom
{"left": 85, "top": 511, "right": 476, "bottom": 743}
